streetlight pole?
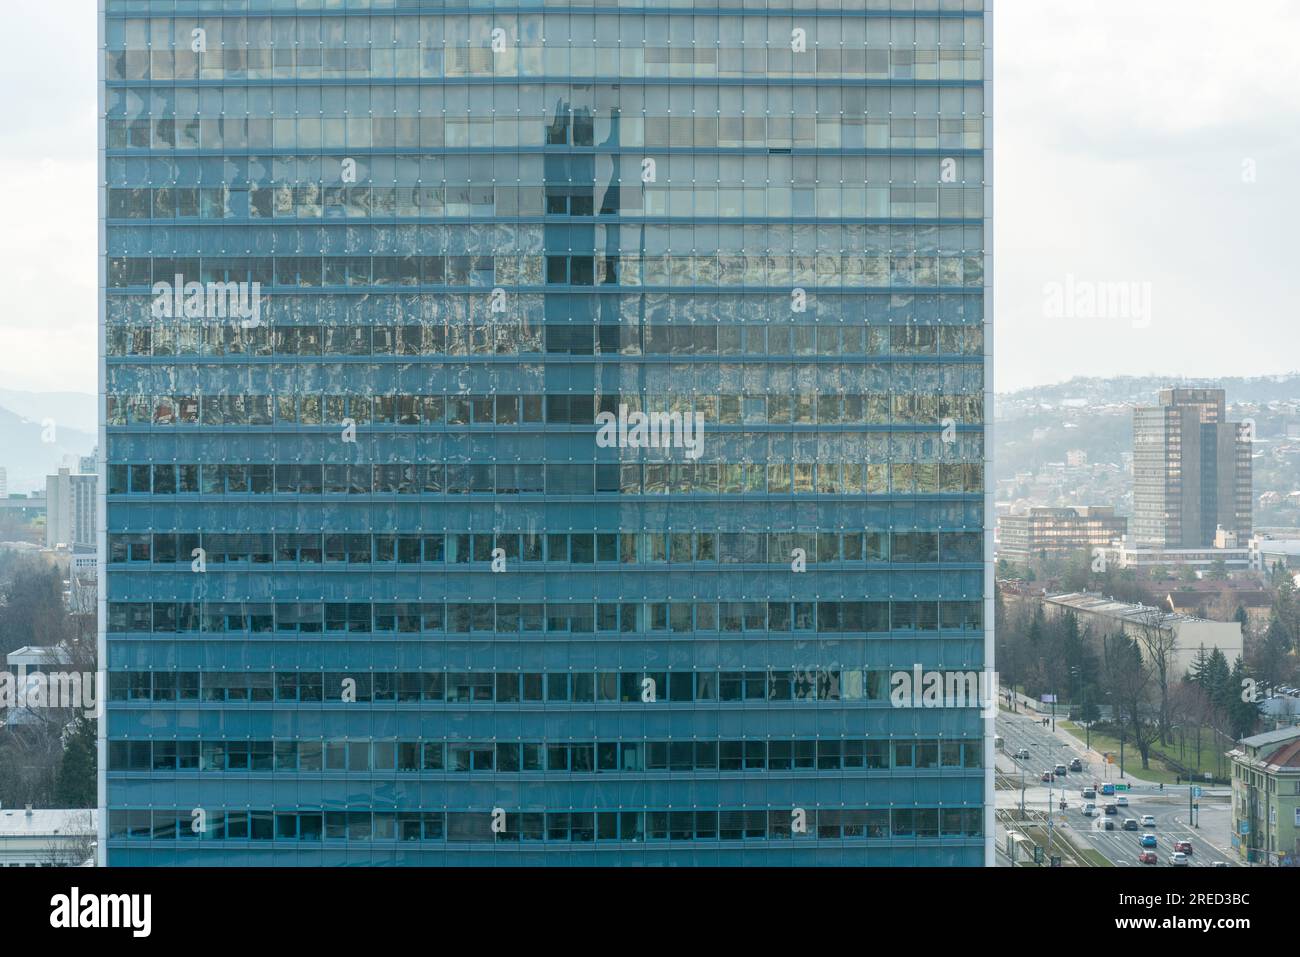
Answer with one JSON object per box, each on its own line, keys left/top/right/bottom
{"left": 1046, "top": 769, "right": 1054, "bottom": 866}
{"left": 1084, "top": 682, "right": 1091, "bottom": 751}
{"left": 1072, "top": 666, "right": 1091, "bottom": 752}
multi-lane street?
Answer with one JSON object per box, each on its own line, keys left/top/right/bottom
{"left": 996, "top": 705, "right": 1240, "bottom": 867}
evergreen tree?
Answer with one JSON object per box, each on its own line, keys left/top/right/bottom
{"left": 55, "top": 716, "right": 97, "bottom": 809}
{"left": 1185, "top": 644, "right": 1210, "bottom": 687}
{"left": 1227, "top": 657, "right": 1260, "bottom": 740}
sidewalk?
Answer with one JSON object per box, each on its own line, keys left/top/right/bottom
{"left": 1002, "top": 687, "right": 1233, "bottom": 796}
{"left": 1002, "top": 688, "right": 1162, "bottom": 788}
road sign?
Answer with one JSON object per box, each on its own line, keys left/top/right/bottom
{"left": 1193, "top": 786, "right": 1203, "bottom": 799}
{"left": 1041, "top": 694, "right": 1057, "bottom": 704}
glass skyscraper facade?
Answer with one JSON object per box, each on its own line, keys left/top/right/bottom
{"left": 100, "top": 0, "right": 992, "bottom": 865}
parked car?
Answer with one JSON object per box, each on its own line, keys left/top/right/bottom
{"left": 1140, "top": 834, "right": 1158, "bottom": 848}
{"left": 1174, "top": 840, "right": 1193, "bottom": 855}
{"left": 1015, "top": 748, "right": 1030, "bottom": 760}
{"left": 1116, "top": 796, "right": 1129, "bottom": 807}
{"left": 1169, "top": 852, "right": 1189, "bottom": 867}
{"left": 1069, "top": 758, "right": 1084, "bottom": 772}
{"left": 1138, "top": 851, "right": 1158, "bottom": 865}
{"left": 1141, "top": 815, "right": 1157, "bottom": 828}
{"left": 1104, "top": 803, "right": 1118, "bottom": 815}
{"left": 1123, "top": 819, "right": 1139, "bottom": 831}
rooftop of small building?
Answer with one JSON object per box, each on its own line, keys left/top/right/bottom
{"left": 0, "top": 808, "right": 96, "bottom": 838}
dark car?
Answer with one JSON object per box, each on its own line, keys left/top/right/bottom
{"left": 1104, "top": 803, "right": 1118, "bottom": 815}
{"left": 1069, "top": 758, "right": 1084, "bottom": 772}
{"left": 1123, "top": 819, "right": 1139, "bottom": 831}
{"left": 1103, "top": 819, "right": 1115, "bottom": 831}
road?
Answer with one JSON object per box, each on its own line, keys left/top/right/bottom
{"left": 996, "top": 706, "right": 1240, "bottom": 868}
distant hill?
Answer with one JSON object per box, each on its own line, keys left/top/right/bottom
{"left": 995, "top": 373, "right": 1300, "bottom": 483}
{"left": 997, "top": 374, "right": 1300, "bottom": 417}
{"left": 0, "top": 397, "right": 96, "bottom": 494}
{"left": 0, "top": 389, "right": 95, "bottom": 435}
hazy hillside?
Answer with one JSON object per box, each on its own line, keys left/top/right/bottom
{"left": 0, "top": 389, "right": 96, "bottom": 435}
{"left": 0, "top": 402, "right": 96, "bottom": 494}
{"left": 995, "top": 373, "right": 1300, "bottom": 484}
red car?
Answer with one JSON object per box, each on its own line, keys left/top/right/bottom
{"left": 1138, "top": 851, "right": 1158, "bottom": 865}
{"left": 1174, "top": 840, "right": 1193, "bottom": 855}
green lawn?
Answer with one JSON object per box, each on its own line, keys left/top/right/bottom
{"left": 1055, "top": 717, "right": 1227, "bottom": 785}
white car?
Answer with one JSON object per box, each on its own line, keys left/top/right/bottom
{"left": 1116, "top": 796, "right": 1129, "bottom": 807}
{"left": 1081, "top": 803, "right": 1098, "bottom": 817}
{"left": 1015, "top": 748, "right": 1030, "bottom": 760}
{"left": 1169, "top": 852, "right": 1189, "bottom": 867}
{"left": 1141, "top": 814, "right": 1157, "bottom": 828}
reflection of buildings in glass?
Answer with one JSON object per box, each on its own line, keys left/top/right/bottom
{"left": 101, "top": 4, "right": 990, "bottom": 865}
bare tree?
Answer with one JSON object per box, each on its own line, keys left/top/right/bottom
{"left": 39, "top": 810, "right": 95, "bottom": 867}
{"left": 1103, "top": 632, "right": 1162, "bottom": 771}
{"left": 1130, "top": 608, "right": 1177, "bottom": 746}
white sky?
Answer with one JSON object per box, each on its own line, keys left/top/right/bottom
{"left": 0, "top": 1, "right": 1296, "bottom": 394}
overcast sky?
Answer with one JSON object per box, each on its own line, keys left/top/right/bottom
{"left": 0, "top": 1, "right": 1296, "bottom": 395}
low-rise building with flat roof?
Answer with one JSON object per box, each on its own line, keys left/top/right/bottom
{"left": 0, "top": 808, "right": 96, "bottom": 867}
{"left": 1042, "top": 592, "right": 1244, "bottom": 678}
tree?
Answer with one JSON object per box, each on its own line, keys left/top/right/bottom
{"left": 55, "top": 716, "right": 96, "bottom": 808}
{"left": 1103, "top": 632, "right": 1161, "bottom": 770}
{"left": 0, "top": 561, "right": 70, "bottom": 659}
{"left": 1062, "top": 548, "right": 1092, "bottom": 593}
{"left": 39, "top": 810, "right": 94, "bottom": 867}
{"left": 1131, "top": 608, "right": 1178, "bottom": 746}
{"left": 1252, "top": 614, "right": 1295, "bottom": 691}
{"left": 0, "top": 562, "right": 97, "bottom": 810}
{"left": 1225, "top": 657, "right": 1260, "bottom": 740}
